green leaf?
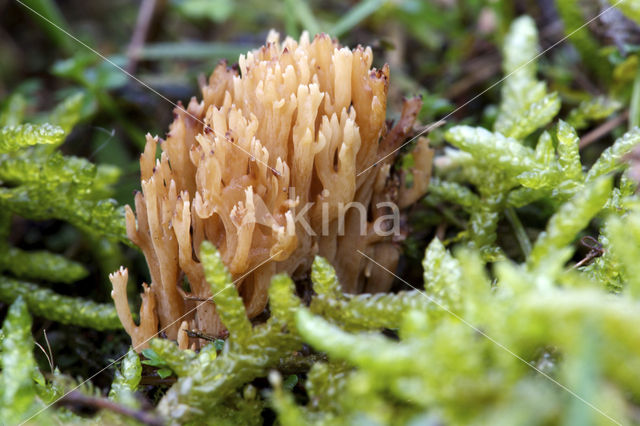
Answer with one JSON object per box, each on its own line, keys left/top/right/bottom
{"left": 0, "top": 275, "right": 122, "bottom": 330}
{"left": 295, "top": 308, "right": 419, "bottom": 375}
{"left": 200, "top": 241, "right": 251, "bottom": 342}
{"left": 566, "top": 96, "right": 622, "bottom": 130}
{"left": 157, "top": 368, "right": 173, "bottom": 379}
{"left": 109, "top": 348, "right": 142, "bottom": 403}
{"left": 467, "top": 195, "right": 504, "bottom": 259}
{"left": 500, "top": 92, "right": 561, "bottom": 140}
{"left": 149, "top": 339, "right": 194, "bottom": 377}
{"left": 157, "top": 250, "right": 303, "bottom": 421}
{"left": 283, "top": 0, "right": 321, "bottom": 36}
{"left": 46, "top": 91, "right": 87, "bottom": 136}
{"left": 214, "top": 339, "right": 225, "bottom": 351}
{"left": 137, "top": 42, "right": 250, "bottom": 61}
{"left": 501, "top": 16, "right": 539, "bottom": 78}
{"left": 173, "top": 0, "right": 235, "bottom": 22}
{"left": 495, "top": 16, "right": 556, "bottom": 139}
{"left": 535, "top": 131, "right": 555, "bottom": 164}
{"left": 310, "top": 256, "right": 343, "bottom": 299}
{"left": 283, "top": 374, "right": 298, "bottom": 391}
{"left": 427, "top": 177, "right": 480, "bottom": 212}
{"left": 556, "top": 120, "right": 584, "bottom": 182}
{"left": 445, "top": 126, "right": 536, "bottom": 177}
{"left": 0, "top": 184, "right": 127, "bottom": 242}
{"left": 422, "top": 238, "right": 462, "bottom": 311}
{"left": 0, "top": 297, "right": 38, "bottom": 424}
{"left": 328, "top": 0, "right": 385, "bottom": 38}
{"left": 586, "top": 128, "right": 640, "bottom": 182}
{"left": 0, "top": 150, "right": 97, "bottom": 186}
{"left": 606, "top": 212, "right": 640, "bottom": 298}
{"left": 269, "top": 273, "right": 302, "bottom": 323}
{"left": 0, "top": 93, "right": 27, "bottom": 127}
{"left": 0, "top": 123, "right": 64, "bottom": 153}
{"left": 0, "top": 247, "right": 88, "bottom": 284}
{"left": 528, "top": 177, "right": 613, "bottom": 270}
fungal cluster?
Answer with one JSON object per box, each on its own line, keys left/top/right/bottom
{"left": 109, "top": 31, "right": 432, "bottom": 350}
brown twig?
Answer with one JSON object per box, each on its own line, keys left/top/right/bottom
{"left": 579, "top": 110, "right": 629, "bottom": 149}
{"left": 183, "top": 295, "right": 215, "bottom": 304}
{"left": 573, "top": 236, "right": 604, "bottom": 268}
{"left": 139, "top": 365, "right": 178, "bottom": 386}
{"left": 56, "top": 391, "right": 165, "bottom": 426}
{"left": 126, "top": 0, "right": 160, "bottom": 73}
{"left": 184, "top": 328, "right": 218, "bottom": 342}
{"left": 445, "top": 54, "right": 501, "bottom": 100}
{"left": 413, "top": 119, "right": 447, "bottom": 136}
{"left": 435, "top": 221, "right": 448, "bottom": 242}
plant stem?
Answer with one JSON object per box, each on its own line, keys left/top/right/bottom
{"left": 57, "top": 391, "right": 164, "bottom": 426}
{"left": 630, "top": 65, "right": 640, "bottom": 130}
{"left": 505, "top": 206, "right": 531, "bottom": 258}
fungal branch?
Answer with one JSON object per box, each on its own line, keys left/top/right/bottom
{"left": 110, "top": 31, "right": 433, "bottom": 350}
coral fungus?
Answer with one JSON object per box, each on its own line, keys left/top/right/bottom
{"left": 110, "top": 31, "right": 432, "bottom": 350}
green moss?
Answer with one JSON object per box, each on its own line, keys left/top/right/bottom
{"left": 0, "top": 247, "right": 88, "bottom": 284}
{"left": 157, "top": 243, "right": 303, "bottom": 423}
{"left": 439, "top": 17, "right": 640, "bottom": 257}
{"left": 566, "top": 97, "right": 622, "bottom": 130}
{"left": 5, "top": 10, "right": 640, "bottom": 426}
{"left": 0, "top": 123, "right": 64, "bottom": 153}
{"left": 108, "top": 348, "right": 142, "bottom": 405}
{"left": 0, "top": 92, "right": 125, "bottom": 333}
{"left": 0, "top": 297, "right": 39, "bottom": 424}
{"left": 0, "top": 276, "right": 122, "bottom": 330}
{"left": 527, "top": 177, "right": 612, "bottom": 270}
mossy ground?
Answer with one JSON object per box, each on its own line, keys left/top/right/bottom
{"left": 3, "top": 1, "right": 640, "bottom": 424}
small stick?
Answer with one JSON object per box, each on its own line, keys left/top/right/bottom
{"left": 139, "top": 375, "right": 177, "bottom": 386}
{"left": 505, "top": 206, "right": 532, "bottom": 258}
{"left": 183, "top": 295, "right": 215, "bottom": 304}
{"left": 579, "top": 110, "right": 629, "bottom": 149}
{"left": 34, "top": 341, "right": 53, "bottom": 374}
{"left": 435, "top": 222, "right": 447, "bottom": 242}
{"left": 573, "top": 236, "right": 604, "bottom": 268}
{"left": 184, "top": 329, "right": 218, "bottom": 342}
{"left": 57, "top": 391, "right": 164, "bottom": 426}
{"left": 446, "top": 55, "right": 501, "bottom": 99}
{"left": 413, "top": 119, "right": 447, "bottom": 135}
{"left": 127, "top": 0, "right": 160, "bottom": 73}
